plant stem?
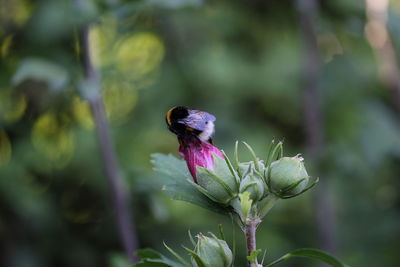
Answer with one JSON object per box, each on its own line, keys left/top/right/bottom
{"left": 245, "top": 216, "right": 261, "bottom": 267}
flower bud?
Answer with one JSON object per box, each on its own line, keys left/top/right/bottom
{"left": 269, "top": 155, "right": 309, "bottom": 196}
{"left": 238, "top": 161, "right": 265, "bottom": 177}
{"left": 192, "top": 233, "right": 233, "bottom": 267}
{"left": 196, "top": 154, "right": 238, "bottom": 204}
{"left": 239, "top": 173, "right": 264, "bottom": 201}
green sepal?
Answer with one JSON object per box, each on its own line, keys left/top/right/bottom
{"left": 240, "top": 181, "right": 258, "bottom": 192}
{"left": 164, "top": 242, "right": 191, "bottom": 267}
{"left": 188, "top": 230, "right": 196, "bottom": 247}
{"left": 221, "top": 149, "right": 241, "bottom": 185}
{"left": 187, "top": 179, "right": 228, "bottom": 204}
{"left": 265, "top": 139, "right": 276, "bottom": 168}
{"left": 135, "top": 248, "right": 186, "bottom": 267}
{"left": 278, "top": 177, "right": 307, "bottom": 195}
{"left": 183, "top": 246, "right": 206, "bottom": 267}
{"left": 279, "top": 177, "right": 319, "bottom": 199}
{"left": 218, "top": 224, "right": 225, "bottom": 241}
{"left": 242, "top": 141, "right": 260, "bottom": 173}
{"left": 264, "top": 141, "right": 283, "bottom": 169}
{"left": 241, "top": 162, "right": 253, "bottom": 178}
{"left": 234, "top": 141, "right": 240, "bottom": 176}
{"left": 209, "top": 233, "right": 230, "bottom": 267}
{"left": 204, "top": 168, "right": 236, "bottom": 198}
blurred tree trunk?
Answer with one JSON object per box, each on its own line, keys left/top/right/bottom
{"left": 365, "top": 0, "right": 400, "bottom": 113}
{"left": 296, "top": 0, "right": 337, "bottom": 256}
{"left": 76, "top": 8, "right": 139, "bottom": 262}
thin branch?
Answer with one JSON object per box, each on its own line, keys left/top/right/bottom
{"left": 78, "top": 20, "right": 139, "bottom": 263}
{"left": 365, "top": 0, "right": 400, "bottom": 113}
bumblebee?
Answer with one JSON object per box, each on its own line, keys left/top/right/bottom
{"left": 166, "top": 106, "right": 216, "bottom": 143}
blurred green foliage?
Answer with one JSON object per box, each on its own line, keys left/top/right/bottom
{"left": 1, "top": 0, "right": 400, "bottom": 266}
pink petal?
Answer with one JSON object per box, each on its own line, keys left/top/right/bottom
{"left": 178, "top": 136, "right": 223, "bottom": 183}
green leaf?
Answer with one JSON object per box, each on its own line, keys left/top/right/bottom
{"left": 238, "top": 192, "right": 252, "bottom": 222}
{"left": 247, "top": 249, "right": 261, "bottom": 263}
{"left": 12, "top": 58, "right": 69, "bottom": 90}
{"left": 134, "top": 261, "right": 171, "bottom": 267}
{"left": 152, "top": 153, "right": 229, "bottom": 214}
{"left": 265, "top": 248, "right": 349, "bottom": 267}
{"left": 163, "top": 182, "right": 229, "bottom": 214}
{"left": 109, "top": 253, "right": 131, "bottom": 267}
{"left": 151, "top": 153, "right": 192, "bottom": 183}
{"left": 136, "top": 248, "right": 163, "bottom": 259}
{"left": 258, "top": 194, "right": 278, "bottom": 218}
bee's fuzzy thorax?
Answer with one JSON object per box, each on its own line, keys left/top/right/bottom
{"left": 198, "top": 120, "right": 215, "bottom": 142}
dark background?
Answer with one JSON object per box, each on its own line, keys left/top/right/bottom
{"left": 1, "top": 0, "right": 400, "bottom": 266}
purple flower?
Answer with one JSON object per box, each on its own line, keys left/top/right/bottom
{"left": 178, "top": 135, "right": 223, "bottom": 183}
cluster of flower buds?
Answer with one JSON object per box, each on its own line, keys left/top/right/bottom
{"left": 181, "top": 139, "right": 318, "bottom": 223}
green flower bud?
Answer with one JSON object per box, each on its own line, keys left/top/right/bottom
{"left": 269, "top": 155, "right": 309, "bottom": 196}
{"left": 192, "top": 233, "right": 233, "bottom": 267}
{"left": 239, "top": 173, "right": 264, "bottom": 201}
{"left": 196, "top": 153, "right": 238, "bottom": 204}
{"left": 238, "top": 161, "right": 265, "bottom": 177}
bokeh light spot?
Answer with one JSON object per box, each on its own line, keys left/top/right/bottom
{"left": 103, "top": 82, "right": 137, "bottom": 124}
{"left": 1, "top": 35, "right": 13, "bottom": 58}
{"left": 32, "top": 112, "right": 74, "bottom": 168}
{"left": 73, "top": 96, "right": 94, "bottom": 130}
{"left": 0, "top": 89, "right": 27, "bottom": 123}
{"left": 89, "top": 17, "right": 118, "bottom": 68}
{"left": 115, "top": 32, "right": 165, "bottom": 77}
{"left": 0, "top": 0, "right": 31, "bottom": 26}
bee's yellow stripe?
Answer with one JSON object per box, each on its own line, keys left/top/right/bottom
{"left": 166, "top": 106, "right": 176, "bottom": 125}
